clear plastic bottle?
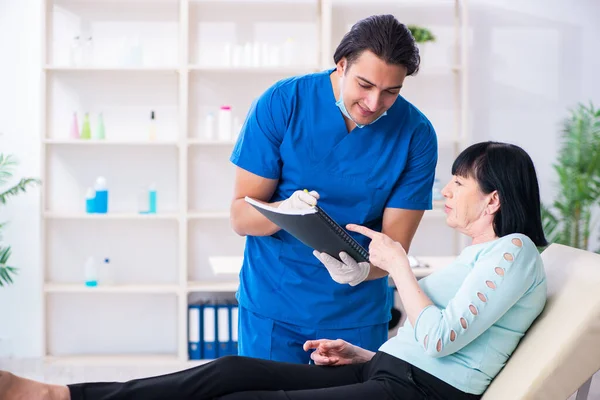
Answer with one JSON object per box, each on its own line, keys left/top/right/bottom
{"left": 100, "top": 257, "right": 114, "bottom": 285}
{"left": 70, "top": 36, "right": 82, "bottom": 67}
{"left": 82, "top": 36, "right": 94, "bottom": 66}
{"left": 84, "top": 256, "right": 98, "bottom": 287}
{"left": 204, "top": 112, "right": 215, "bottom": 140}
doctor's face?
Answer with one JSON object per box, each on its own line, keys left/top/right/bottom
{"left": 336, "top": 50, "right": 407, "bottom": 125}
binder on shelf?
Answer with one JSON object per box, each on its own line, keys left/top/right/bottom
{"left": 217, "top": 303, "right": 231, "bottom": 357}
{"left": 230, "top": 303, "right": 239, "bottom": 355}
{"left": 203, "top": 303, "right": 217, "bottom": 359}
{"left": 244, "top": 196, "right": 369, "bottom": 263}
{"left": 188, "top": 304, "right": 202, "bottom": 360}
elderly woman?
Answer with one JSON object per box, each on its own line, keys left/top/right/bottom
{"left": 1, "top": 141, "right": 548, "bottom": 400}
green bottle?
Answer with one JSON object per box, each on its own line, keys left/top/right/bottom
{"left": 80, "top": 113, "right": 92, "bottom": 139}
{"left": 95, "top": 112, "right": 105, "bottom": 140}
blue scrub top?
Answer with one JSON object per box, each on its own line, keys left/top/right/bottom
{"left": 230, "top": 69, "right": 438, "bottom": 329}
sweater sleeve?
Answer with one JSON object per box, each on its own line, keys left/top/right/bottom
{"left": 413, "top": 235, "right": 539, "bottom": 358}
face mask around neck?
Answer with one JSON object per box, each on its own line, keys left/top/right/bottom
{"left": 334, "top": 75, "right": 387, "bottom": 129}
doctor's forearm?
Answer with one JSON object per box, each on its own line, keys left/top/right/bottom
{"left": 230, "top": 199, "right": 282, "bottom": 236}
{"left": 366, "top": 265, "right": 389, "bottom": 281}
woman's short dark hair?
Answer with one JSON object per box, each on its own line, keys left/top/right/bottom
{"left": 452, "top": 141, "right": 548, "bottom": 247}
{"left": 333, "top": 14, "right": 420, "bottom": 75}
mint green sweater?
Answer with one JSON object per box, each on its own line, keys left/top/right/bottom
{"left": 379, "top": 233, "right": 547, "bottom": 395}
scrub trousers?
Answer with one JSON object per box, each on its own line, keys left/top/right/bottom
{"left": 238, "top": 306, "right": 389, "bottom": 363}
{"left": 68, "top": 351, "right": 481, "bottom": 400}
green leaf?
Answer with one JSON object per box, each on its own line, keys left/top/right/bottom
{"left": 0, "top": 152, "right": 42, "bottom": 287}
{"left": 0, "top": 177, "right": 41, "bottom": 205}
{"left": 408, "top": 25, "right": 436, "bottom": 43}
{"left": 548, "top": 102, "right": 600, "bottom": 250}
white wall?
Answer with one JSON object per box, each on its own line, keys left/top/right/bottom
{"left": 0, "top": 0, "right": 43, "bottom": 357}
{"left": 1, "top": 0, "right": 599, "bottom": 358}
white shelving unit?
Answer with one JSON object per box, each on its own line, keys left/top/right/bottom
{"left": 40, "top": 0, "right": 468, "bottom": 363}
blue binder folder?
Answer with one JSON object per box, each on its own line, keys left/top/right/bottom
{"left": 188, "top": 304, "right": 202, "bottom": 360}
{"left": 230, "top": 304, "right": 239, "bottom": 355}
{"left": 217, "top": 304, "right": 231, "bottom": 357}
{"left": 203, "top": 303, "right": 217, "bottom": 359}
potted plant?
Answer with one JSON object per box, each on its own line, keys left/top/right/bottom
{"left": 541, "top": 102, "right": 600, "bottom": 252}
{"left": 408, "top": 25, "right": 436, "bottom": 44}
{"left": 408, "top": 25, "right": 436, "bottom": 68}
{"left": 0, "top": 154, "right": 40, "bottom": 286}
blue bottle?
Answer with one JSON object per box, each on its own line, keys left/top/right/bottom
{"left": 94, "top": 176, "right": 108, "bottom": 213}
{"left": 85, "top": 188, "right": 95, "bottom": 213}
{"left": 148, "top": 183, "right": 157, "bottom": 213}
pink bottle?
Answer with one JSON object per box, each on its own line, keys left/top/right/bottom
{"left": 71, "top": 112, "right": 80, "bottom": 139}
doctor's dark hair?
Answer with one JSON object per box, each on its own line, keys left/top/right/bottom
{"left": 333, "top": 14, "right": 420, "bottom": 75}
{"left": 452, "top": 142, "right": 548, "bottom": 247}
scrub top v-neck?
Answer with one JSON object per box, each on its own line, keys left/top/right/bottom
{"left": 230, "top": 68, "right": 438, "bottom": 329}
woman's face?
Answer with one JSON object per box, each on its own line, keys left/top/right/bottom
{"left": 441, "top": 174, "right": 499, "bottom": 237}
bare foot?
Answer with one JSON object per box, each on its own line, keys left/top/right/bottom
{"left": 0, "top": 370, "right": 70, "bottom": 400}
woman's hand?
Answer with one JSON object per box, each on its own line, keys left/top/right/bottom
{"left": 346, "top": 224, "right": 410, "bottom": 274}
{"left": 303, "top": 339, "right": 366, "bottom": 366}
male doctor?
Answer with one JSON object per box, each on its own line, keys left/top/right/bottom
{"left": 229, "top": 14, "right": 438, "bottom": 363}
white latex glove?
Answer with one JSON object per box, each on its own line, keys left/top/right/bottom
{"left": 278, "top": 190, "right": 319, "bottom": 211}
{"left": 313, "top": 250, "right": 370, "bottom": 287}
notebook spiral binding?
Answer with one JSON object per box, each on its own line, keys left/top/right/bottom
{"left": 316, "top": 206, "right": 370, "bottom": 262}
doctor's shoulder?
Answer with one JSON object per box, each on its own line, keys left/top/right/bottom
{"left": 390, "top": 96, "right": 436, "bottom": 137}
{"left": 257, "top": 71, "right": 324, "bottom": 113}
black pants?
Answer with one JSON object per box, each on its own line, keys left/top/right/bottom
{"left": 68, "top": 352, "right": 482, "bottom": 400}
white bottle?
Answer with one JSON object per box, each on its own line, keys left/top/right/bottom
{"left": 222, "top": 43, "right": 232, "bottom": 68}
{"left": 282, "top": 37, "right": 295, "bottom": 66}
{"left": 130, "top": 36, "right": 143, "bottom": 66}
{"left": 232, "top": 45, "right": 243, "bottom": 67}
{"left": 204, "top": 112, "right": 215, "bottom": 140}
{"left": 218, "top": 106, "right": 232, "bottom": 141}
{"left": 84, "top": 256, "right": 97, "bottom": 287}
{"left": 269, "top": 46, "right": 281, "bottom": 67}
{"left": 252, "top": 42, "right": 261, "bottom": 67}
{"left": 243, "top": 42, "right": 253, "bottom": 67}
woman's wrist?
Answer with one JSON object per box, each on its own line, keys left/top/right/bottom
{"left": 387, "top": 256, "right": 411, "bottom": 278}
{"left": 352, "top": 345, "right": 375, "bottom": 363}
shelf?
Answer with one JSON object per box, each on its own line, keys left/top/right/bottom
{"left": 187, "top": 139, "right": 237, "bottom": 146}
{"left": 44, "top": 354, "right": 182, "bottom": 366}
{"left": 187, "top": 281, "right": 239, "bottom": 292}
{"left": 44, "top": 283, "right": 181, "bottom": 294}
{"left": 39, "top": 0, "right": 468, "bottom": 361}
{"left": 191, "top": 0, "right": 316, "bottom": 4}
{"left": 44, "top": 212, "right": 180, "bottom": 220}
{"left": 189, "top": 65, "right": 319, "bottom": 74}
{"left": 188, "top": 211, "right": 230, "bottom": 219}
{"left": 44, "top": 139, "right": 179, "bottom": 147}
{"left": 331, "top": 0, "right": 457, "bottom": 8}
{"left": 45, "top": 65, "right": 179, "bottom": 73}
